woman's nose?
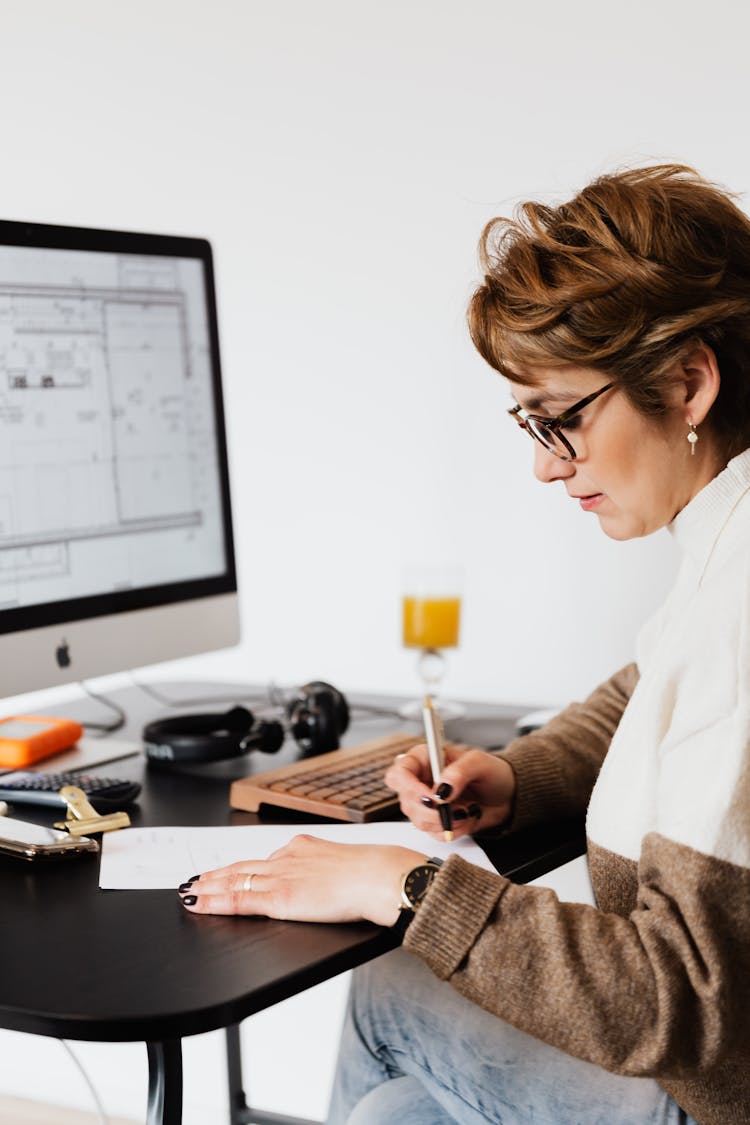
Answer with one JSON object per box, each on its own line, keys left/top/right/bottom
{"left": 533, "top": 441, "right": 576, "bottom": 483}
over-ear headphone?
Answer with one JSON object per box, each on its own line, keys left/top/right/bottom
{"left": 142, "top": 681, "right": 350, "bottom": 766}
{"left": 142, "top": 706, "right": 284, "bottom": 765}
{"left": 285, "top": 680, "right": 350, "bottom": 756}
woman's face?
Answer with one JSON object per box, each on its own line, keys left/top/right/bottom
{"left": 509, "top": 365, "right": 723, "bottom": 541}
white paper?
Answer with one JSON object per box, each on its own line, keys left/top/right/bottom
{"left": 99, "top": 821, "right": 499, "bottom": 890}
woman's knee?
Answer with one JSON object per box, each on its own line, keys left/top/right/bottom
{"left": 346, "top": 1074, "right": 457, "bottom": 1125}
{"left": 349, "top": 949, "right": 427, "bottom": 1035}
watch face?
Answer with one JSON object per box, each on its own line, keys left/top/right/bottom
{"left": 403, "top": 863, "right": 439, "bottom": 910}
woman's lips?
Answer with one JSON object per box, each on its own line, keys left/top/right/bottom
{"left": 576, "top": 493, "right": 605, "bottom": 511}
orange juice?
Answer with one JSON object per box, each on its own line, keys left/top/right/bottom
{"left": 402, "top": 596, "right": 461, "bottom": 649}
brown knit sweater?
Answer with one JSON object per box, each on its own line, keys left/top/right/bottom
{"left": 404, "top": 450, "right": 750, "bottom": 1125}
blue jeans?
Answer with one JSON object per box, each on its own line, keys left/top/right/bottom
{"left": 327, "top": 948, "right": 698, "bottom": 1125}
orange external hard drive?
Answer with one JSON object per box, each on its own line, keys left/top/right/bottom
{"left": 0, "top": 715, "right": 84, "bottom": 769}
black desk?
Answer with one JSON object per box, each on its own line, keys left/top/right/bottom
{"left": 0, "top": 684, "right": 585, "bottom": 1125}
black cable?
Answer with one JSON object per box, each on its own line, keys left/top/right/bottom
{"left": 77, "top": 681, "right": 127, "bottom": 736}
{"left": 132, "top": 675, "right": 404, "bottom": 721}
{"left": 349, "top": 702, "right": 405, "bottom": 720}
{"left": 130, "top": 675, "right": 273, "bottom": 710}
{"left": 59, "top": 1040, "right": 110, "bottom": 1125}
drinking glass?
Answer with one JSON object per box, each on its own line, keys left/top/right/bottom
{"left": 400, "top": 565, "right": 465, "bottom": 719}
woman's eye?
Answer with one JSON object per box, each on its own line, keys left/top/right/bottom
{"left": 560, "top": 415, "right": 582, "bottom": 432}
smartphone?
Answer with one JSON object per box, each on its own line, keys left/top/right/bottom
{"left": 0, "top": 815, "right": 99, "bottom": 861}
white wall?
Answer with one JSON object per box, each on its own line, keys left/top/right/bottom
{"left": 2, "top": 0, "right": 749, "bottom": 1120}
{"left": 6, "top": 0, "right": 737, "bottom": 710}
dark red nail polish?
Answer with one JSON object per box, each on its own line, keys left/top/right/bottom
{"left": 452, "top": 808, "right": 468, "bottom": 821}
{"left": 468, "top": 803, "right": 482, "bottom": 818}
{"left": 182, "top": 895, "right": 197, "bottom": 906}
{"left": 435, "top": 782, "right": 453, "bottom": 800}
{"left": 421, "top": 795, "right": 436, "bottom": 808}
{"left": 178, "top": 883, "right": 193, "bottom": 894}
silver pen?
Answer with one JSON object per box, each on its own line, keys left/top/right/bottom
{"left": 422, "top": 695, "right": 453, "bottom": 841}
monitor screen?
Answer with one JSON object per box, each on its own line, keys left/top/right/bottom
{"left": 0, "top": 220, "right": 239, "bottom": 697}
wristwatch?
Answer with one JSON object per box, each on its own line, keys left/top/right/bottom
{"left": 393, "top": 856, "right": 443, "bottom": 935}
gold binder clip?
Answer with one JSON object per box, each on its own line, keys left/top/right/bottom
{"left": 53, "top": 785, "right": 131, "bottom": 836}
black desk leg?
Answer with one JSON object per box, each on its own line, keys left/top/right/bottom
{"left": 147, "top": 1039, "right": 183, "bottom": 1125}
{"left": 226, "top": 1023, "right": 320, "bottom": 1125}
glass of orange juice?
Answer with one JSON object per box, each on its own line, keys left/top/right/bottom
{"left": 400, "top": 565, "right": 465, "bottom": 719}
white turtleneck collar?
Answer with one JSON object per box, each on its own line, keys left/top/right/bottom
{"left": 668, "top": 447, "right": 750, "bottom": 576}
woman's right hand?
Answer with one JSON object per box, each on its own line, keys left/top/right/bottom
{"left": 384, "top": 743, "right": 517, "bottom": 840}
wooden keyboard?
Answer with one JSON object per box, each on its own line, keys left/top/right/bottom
{"left": 229, "top": 732, "right": 429, "bottom": 822}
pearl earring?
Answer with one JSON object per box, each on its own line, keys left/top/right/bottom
{"left": 687, "top": 423, "right": 698, "bottom": 455}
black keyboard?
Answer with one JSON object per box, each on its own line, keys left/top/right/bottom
{"left": 0, "top": 771, "right": 141, "bottom": 810}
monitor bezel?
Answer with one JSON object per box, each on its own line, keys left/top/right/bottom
{"left": 0, "top": 218, "right": 238, "bottom": 638}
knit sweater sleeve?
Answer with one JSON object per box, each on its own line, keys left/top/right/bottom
{"left": 403, "top": 831, "right": 750, "bottom": 1091}
{"left": 497, "top": 661, "right": 639, "bottom": 830}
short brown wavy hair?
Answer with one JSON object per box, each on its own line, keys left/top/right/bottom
{"left": 468, "top": 164, "right": 750, "bottom": 456}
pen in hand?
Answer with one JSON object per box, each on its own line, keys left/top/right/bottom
{"left": 422, "top": 695, "right": 453, "bottom": 841}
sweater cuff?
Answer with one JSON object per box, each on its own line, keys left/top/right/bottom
{"left": 403, "top": 854, "right": 508, "bottom": 978}
{"left": 498, "top": 739, "right": 567, "bottom": 830}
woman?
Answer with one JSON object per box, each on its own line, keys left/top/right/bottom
{"left": 180, "top": 165, "right": 750, "bottom": 1125}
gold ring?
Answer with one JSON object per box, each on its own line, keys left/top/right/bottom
{"left": 242, "top": 874, "right": 254, "bottom": 892}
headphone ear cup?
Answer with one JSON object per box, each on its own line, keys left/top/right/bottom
{"left": 241, "top": 718, "right": 285, "bottom": 754}
{"left": 301, "top": 681, "right": 350, "bottom": 738}
{"left": 287, "top": 681, "right": 350, "bottom": 756}
{"left": 287, "top": 698, "right": 322, "bottom": 755}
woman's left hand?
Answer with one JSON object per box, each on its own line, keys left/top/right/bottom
{"left": 179, "top": 835, "right": 427, "bottom": 927}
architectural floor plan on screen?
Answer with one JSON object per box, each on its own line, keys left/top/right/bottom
{"left": 0, "top": 245, "right": 226, "bottom": 611}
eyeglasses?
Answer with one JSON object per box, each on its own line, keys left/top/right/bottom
{"left": 507, "top": 382, "right": 616, "bottom": 461}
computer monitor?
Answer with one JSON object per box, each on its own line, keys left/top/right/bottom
{"left": 0, "top": 220, "right": 239, "bottom": 698}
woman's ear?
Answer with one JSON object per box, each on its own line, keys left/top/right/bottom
{"left": 679, "top": 343, "right": 721, "bottom": 425}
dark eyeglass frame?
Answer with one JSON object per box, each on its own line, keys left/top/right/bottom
{"left": 507, "top": 382, "right": 616, "bottom": 461}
